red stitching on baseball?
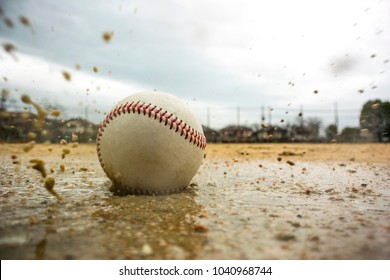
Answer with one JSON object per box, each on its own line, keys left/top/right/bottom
{"left": 148, "top": 105, "right": 156, "bottom": 117}
{"left": 137, "top": 102, "right": 144, "bottom": 114}
{"left": 143, "top": 103, "right": 151, "bottom": 116}
{"left": 154, "top": 108, "right": 162, "bottom": 119}
{"left": 159, "top": 111, "right": 167, "bottom": 123}
{"left": 165, "top": 113, "right": 172, "bottom": 126}
{"left": 170, "top": 117, "right": 177, "bottom": 129}
{"left": 126, "top": 101, "right": 134, "bottom": 113}
{"left": 97, "top": 100, "right": 207, "bottom": 152}
{"left": 121, "top": 102, "right": 128, "bottom": 114}
{"left": 132, "top": 101, "right": 139, "bottom": 113}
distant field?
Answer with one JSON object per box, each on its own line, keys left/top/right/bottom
{"left": 205, "top": 142, "right": 390, "bottom": 162}
{"left": 1, "top": 143, "right": 389, "bottom": 259}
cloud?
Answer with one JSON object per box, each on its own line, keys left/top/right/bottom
{"left": 0, "top": 0, "right": 389, "bottom": 130}
{"left": 0, "top": 46, "right": 145, "bottom": 122}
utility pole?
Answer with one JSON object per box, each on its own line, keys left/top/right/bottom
{"left": 0, "top": 89, "right": 8, "bottom": 111}
{"left": 237, "top": 106, "right": 240, "bottom": 127}
{"left": 261, "top": 106, "right": 265, "bottom": 127}
{"left": 206, "top": 108, "right": 210, "bottom": 128}
{"left": 334, "top": 102, "right": 339, "bottom": 134}
{"left": 299, "top": 105, "right": 303, "bottom": 127}
{"left": 268, "top": 106, "right": 272, "bottom": 126}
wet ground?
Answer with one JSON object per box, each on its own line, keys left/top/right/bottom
{"left": 0, "top": 143, "right": 389, "bottom": 259}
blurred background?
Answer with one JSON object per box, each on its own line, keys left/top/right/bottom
{"left": 0, "top": 0, "right": 389, "bottom": 143}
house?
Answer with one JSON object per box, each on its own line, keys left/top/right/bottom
{"left": 257, "top": 126, "right": 288, "bottom": 142}
{"left": 290, "top": 124, "right": 321, "bottom": 142}
{"left": 202, "top": 125, "right": 219, "bottom": 143}
{"left": 0, "top": 109, "right": 99, "bottom": 143}
{"left": 61, "top": 118, "right": 99, "bottom": 143}
{"left": 219, "top": 125, "right": 255, "bottom": 143}
{"left": 0, "top": 111, "right": 37, "bottom": 142}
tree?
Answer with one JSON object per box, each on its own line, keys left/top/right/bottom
{"left": 306, "top": 117, "right": 322, "bottom": 141}
{"left": 325, "top": 124, "right": 338, "bottom": 141}
{"left": 360, "top": 99, "right": 390, "bottom": 142}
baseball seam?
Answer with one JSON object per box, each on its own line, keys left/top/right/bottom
{"left": 96, "top": 100, "right": 207, "bottom": 171}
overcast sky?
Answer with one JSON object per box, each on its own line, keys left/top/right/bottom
{"left": 1, "top": 0, "right": 389, "bottom": 130}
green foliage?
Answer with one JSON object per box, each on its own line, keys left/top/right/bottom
{"left": 360, "top": 99, "right": 390, "bottom": 142}
{"left": 325, "top": 124, "right": 338, "bottom": 140}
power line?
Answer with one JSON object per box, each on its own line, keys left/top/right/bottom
{"left": 192, "top": 106, "right": 360, "bottom": 113}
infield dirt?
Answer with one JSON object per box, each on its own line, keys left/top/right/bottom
{"left": 0, "top": 143, "right": 389, "bottom": 259}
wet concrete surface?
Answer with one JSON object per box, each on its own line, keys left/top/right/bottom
{"left": 0, "top": 143, "right": 389, "bottom": 259}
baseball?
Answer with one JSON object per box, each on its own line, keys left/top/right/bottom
{"left": 96, "top": 91, "right": 206, "bottom": 194}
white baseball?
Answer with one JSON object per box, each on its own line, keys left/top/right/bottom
{"left": 96, "top": 91, "right": 206, "bottom": 194}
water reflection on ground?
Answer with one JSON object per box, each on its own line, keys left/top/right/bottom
{"left": 0, "top": 144, "right": 389, "bottom": 259}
